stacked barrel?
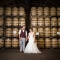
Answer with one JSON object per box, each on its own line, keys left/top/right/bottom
{"left": 0, "top": 7, "right": 26, "bottom": 48}
{"left": 57, "top": 7, "right": 60, "bottom": 48}
{"left": 0, "top": 6, "right": 60, "bottom": 49}
{"left": 50, "top": 7, "right": 57, "bottom": 48}
{"left": 0, "top": 7, "right": 4, "bottom": 48}
{"left": 37, "top": 8, "right": 44, "bottom": 48}
{"left": 30, "top": 7, "right": 60, "bottom": 48}
{"left": 30, "top": 7, "right": 37, "bottom": 33}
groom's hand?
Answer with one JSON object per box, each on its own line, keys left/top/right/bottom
{"left": 19, "top": 37, "right": 22, "bottom": 40}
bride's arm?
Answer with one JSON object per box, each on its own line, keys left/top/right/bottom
{"left": 33, "top": 32, "right": 36, "bottom": 42}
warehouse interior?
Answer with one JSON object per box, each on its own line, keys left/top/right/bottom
{"left": 0, "top": 0, "right": 60, "bottom": 60}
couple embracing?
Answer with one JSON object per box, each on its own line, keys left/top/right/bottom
{"left": 19, "top": 25, "right": 41, "bottom": 53}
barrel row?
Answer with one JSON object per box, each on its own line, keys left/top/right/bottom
{"left": 0, "top": 7, "right": 26, "bottom": 17}
{"left": 33, "top": 27, "right": 60, "bottom": 37}
{"left": 0, "top": 27, "right": 60, "bottom": 37}
{"left": 31, "top": 17, "right": 60, "bottom": 27}
{"left": 37, "top": 38, "right": 60, "bottom": 48}
{"left": 0, "top": 28, "right": 20, "bottom": 37}
{"left": 30, "top": 7, "right": 60, "bottom": 18}
{"left": 0, "top": 38, "right": 19, "bottom": 48}
{"left": 0, "top": 38, "right": 60, "bottom": 48}
{"left": 0, "top": 17, "right": 25, "bottom": 26}
{"left": 0, "top": 7, "right": 60, "bottom": 17}
{"left": 0, "top": 17, "right": 59, "bottom": 27}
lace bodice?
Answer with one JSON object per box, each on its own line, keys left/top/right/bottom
{"left": 29, "top": 33, "right": 34, "bottom": 38}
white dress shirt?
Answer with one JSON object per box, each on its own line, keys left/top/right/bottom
{"left": 19, "top": 29, "right": 27, "bottom": 36}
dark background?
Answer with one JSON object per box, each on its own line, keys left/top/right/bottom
{"left": 0, "top": 0, "right": 60, "bottom": 7}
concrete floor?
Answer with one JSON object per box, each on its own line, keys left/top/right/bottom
{"left": 0, "top": 49, "right": 60, "bottom": 60}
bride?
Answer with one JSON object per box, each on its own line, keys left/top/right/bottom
{"left": 24, "top": 28, "right": 42, "bottom": 53}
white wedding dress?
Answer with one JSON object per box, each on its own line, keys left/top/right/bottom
{"left": 24, "top": 33, "right": 41, "bottom": 53}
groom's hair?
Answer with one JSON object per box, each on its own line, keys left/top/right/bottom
{"left": 22, "top": 25, "right": 25, "bottom": 27}
{"left": 21, "top": 26, "right": 23, "bottom": 28}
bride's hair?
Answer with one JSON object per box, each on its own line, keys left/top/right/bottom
{"left": 30, "top": 28, "right": 33, "bottom": 31}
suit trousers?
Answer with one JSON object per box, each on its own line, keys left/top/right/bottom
{"left": 20, "top": 38, "right": 25, "bottom": 52}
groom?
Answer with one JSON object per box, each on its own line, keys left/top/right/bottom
{"left": 19, "top": 25, "right": 27, "bottom": 53}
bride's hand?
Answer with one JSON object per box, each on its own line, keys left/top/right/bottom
{"left": 26, "top": 38, "right": 28, "bottom": 41}
{"left": 34, "top": 39, "right": 37, "bottom": 43}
